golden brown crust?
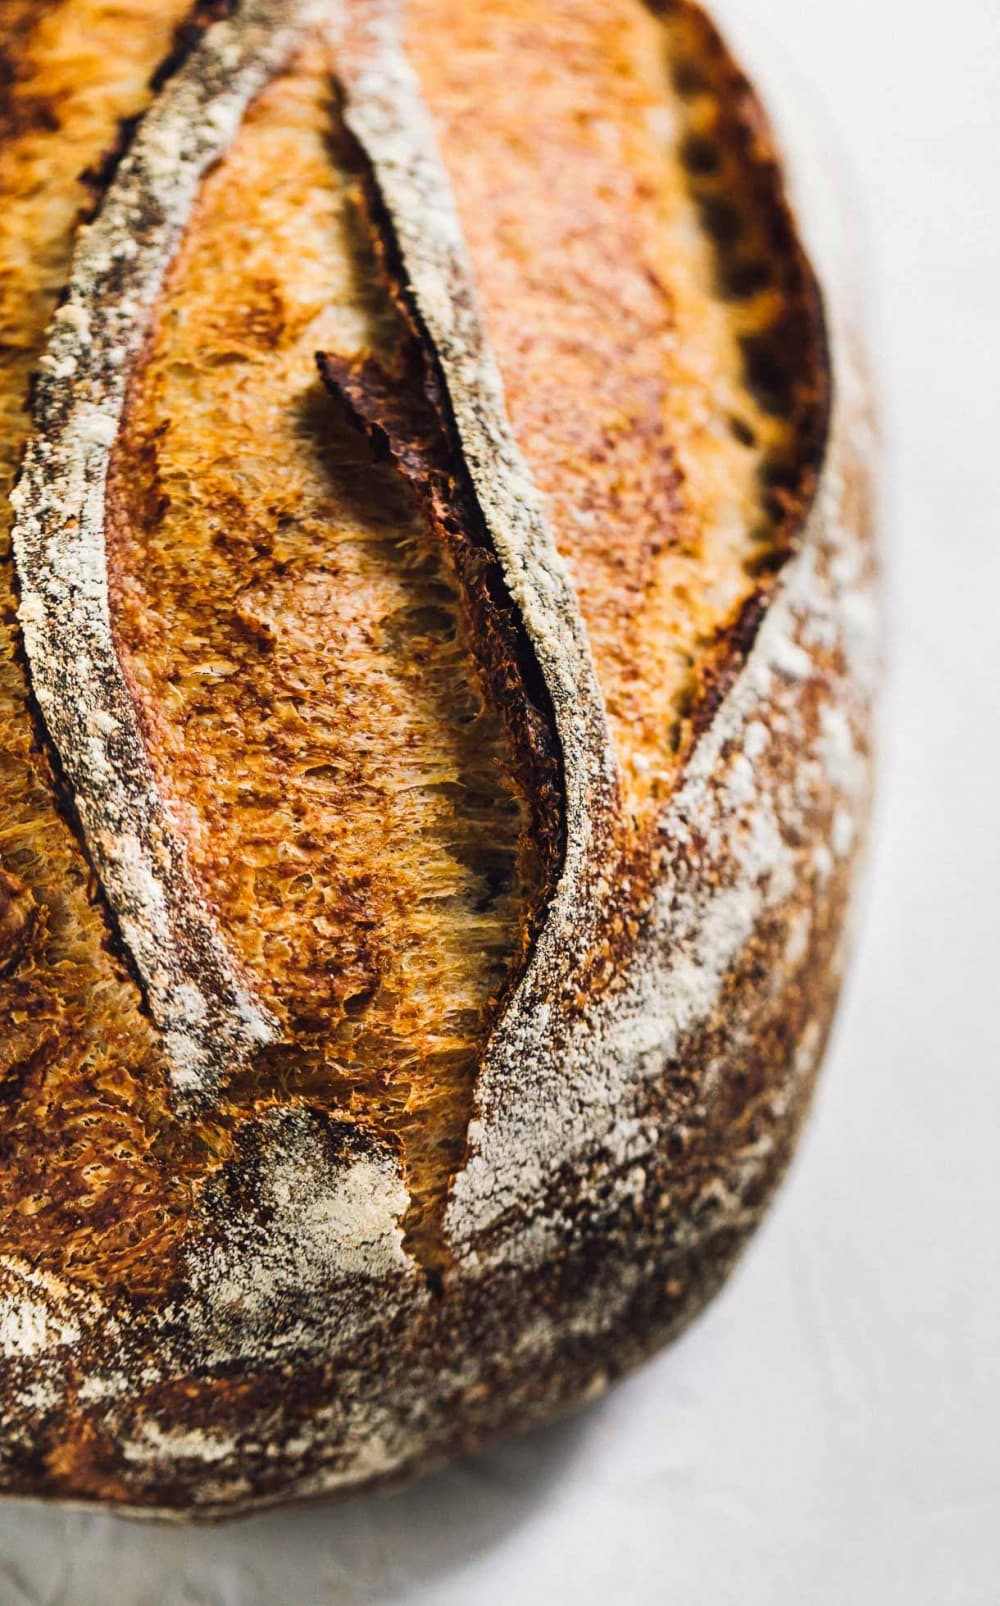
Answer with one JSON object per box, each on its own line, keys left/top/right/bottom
{"left": 0, "top": 0, "right": 204, "bottom": 1293}
{"left": 405, "top": 0, "right": 829, "bottom": 835}
{"left": 0, "top": 0, "right": 875, "bottom": 1515}
{"left": 107, "top": 41, "right": 559, "bottom": 1268}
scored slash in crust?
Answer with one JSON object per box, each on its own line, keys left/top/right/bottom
{"left": 0, "top": 0, "right": 876, "bottom": 1515}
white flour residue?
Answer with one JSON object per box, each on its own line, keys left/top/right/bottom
{"left": 187, "top": 1111, "right": 417, "bottom": 1365}
{"left": 7, "top": 0, "right": 322, "bottom": 1102}
{"left": 449, "top": 431, "right": 878, "bottom": 1252}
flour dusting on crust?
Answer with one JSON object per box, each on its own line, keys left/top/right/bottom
{"left": 187, "top": 1109, "right": 417, "bottom": 1366}
{"left": 9, "top": 0, "right": 323, "bottom": 1102}
{"left": 0, "top": 0, "right": 879, "bottom": 1516}
{"left": 335, "top": 0, "right": 624, "bottom": 1072}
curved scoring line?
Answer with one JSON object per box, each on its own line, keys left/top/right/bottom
{"left": 333, "top": 0, "right": 623, "bottom": 1003}
{"left": 8, "top": 0, "right": 323, "bottom": 1103}
{"left": 334, "top": 1, "right": 847, "bottom": 1254}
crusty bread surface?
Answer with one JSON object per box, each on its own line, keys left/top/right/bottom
{"left": 0, "top": 0, "right": 875, "bottom": 1515}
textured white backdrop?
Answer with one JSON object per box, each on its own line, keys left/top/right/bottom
{"left": 2, "top": 0, "right": 998, "bottom": 1600}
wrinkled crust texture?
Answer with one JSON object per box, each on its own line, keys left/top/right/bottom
{"left": 0, "top": 0, "right": 877, "bottom": 1516}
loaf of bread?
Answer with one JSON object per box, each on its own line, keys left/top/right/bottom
{"left": 0, "top": 0, "right": 877, "bottom": 1515}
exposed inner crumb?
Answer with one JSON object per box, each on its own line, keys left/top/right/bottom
{"left": 0, "top": 0, "right": 826, "bottom": 1296}
{"left": 108, "top": 44, "right": 539, "bottom": 1270}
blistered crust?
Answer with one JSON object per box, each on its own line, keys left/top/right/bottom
{"left": 0, "top": 0, "right": 877, "bottom": 1514}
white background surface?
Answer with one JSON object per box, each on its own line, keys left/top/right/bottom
{"left": 3, "top": 0, "right": 999, "bottom": 1600}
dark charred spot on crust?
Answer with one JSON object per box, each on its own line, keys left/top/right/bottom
{"left": 698, "top": 193, "right": 743, "bottom": 251}
{"left": 0, "top": 1, "right": 59, "bottom": 136}
{"left": 0, "top": 88, "right": 61, "bottom": 139}
{"left": 680, "top": 130, "right": 721, "bottom": 177}
{"left": 728, "top": 413, "right": 758, "bottom": 448}
{"left": 719, "top": 255, "right": 773, "bottom": 300}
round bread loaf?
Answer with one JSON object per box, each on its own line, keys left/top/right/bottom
{"left": 0, "top": 0, "right": 877, "bottom": 1515}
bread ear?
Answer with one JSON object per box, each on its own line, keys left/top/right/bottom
{"left": 335, "top": 0, "right": 625, "bottom": 999}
